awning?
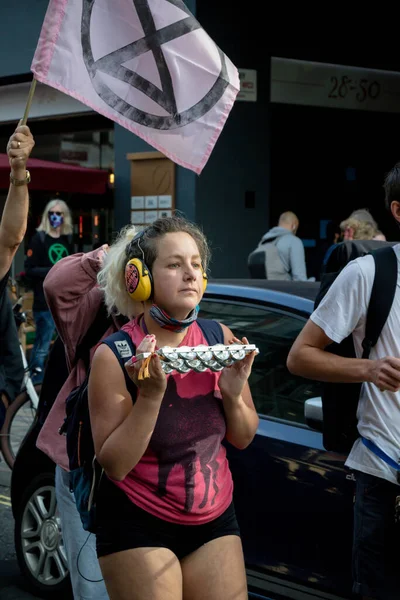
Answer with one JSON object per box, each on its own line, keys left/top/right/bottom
{"left": 0, "top": 154, "right": 108, "bottom": 194}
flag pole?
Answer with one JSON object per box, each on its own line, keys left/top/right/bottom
{"left": 13, "top": 77, "right": 37, "bottom": 304}
{"left": 21, "top": 78, "right": 37, "bottom": 126}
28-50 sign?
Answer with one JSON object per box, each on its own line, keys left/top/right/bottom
{"left": 328, "top": 75, "right": 381, "bottom": 103}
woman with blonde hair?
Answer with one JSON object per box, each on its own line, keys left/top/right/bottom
{"left": 25, "top": 198, "right": 74, "bottom": 383}
{"left": 88, "top": 215, "right": 259, "bottom": 600}
{"left": 340, "top": 216, "right": 377, "bottom": 241}
{"left": 36, "top": 198, "right": 73, "bottom": 236}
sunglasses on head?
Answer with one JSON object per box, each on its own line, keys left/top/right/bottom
{"left": 49, "top": 211, "right": 63, "bottom": 216}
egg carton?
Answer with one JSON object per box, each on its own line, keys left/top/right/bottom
{"left": 133, "top": 343, "right": 259, "bottom": 375}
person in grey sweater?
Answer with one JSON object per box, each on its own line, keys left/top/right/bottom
{"left": 248, "top": 211, "right": 308, "bottom": 281}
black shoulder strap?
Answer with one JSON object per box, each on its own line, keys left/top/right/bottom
{"left": 74, "top": 303, "right": 112, "bottom": 370}
{"left": 197, "top": 318, "right": 224, "bottom": 345}
{"left": 362, "top": 246, "right": 397, "bottom": 358}
{"left": 101, "top": 330, "right": 135, "bottom": 355}
{"left": 38, "top": 230, "right": 46, "bottom": 244}
{"left": 261, "top": 236, "right": 278, "bottom": 245}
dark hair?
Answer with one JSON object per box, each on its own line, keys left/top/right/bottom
{"left": 384, "top": 162, "right": 400, "bottom": 210}
{"left": 126, "top": 216, "right": 211, "bottom": 273}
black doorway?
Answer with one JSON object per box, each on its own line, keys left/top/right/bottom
{"left": 270, "top": 103, "right": 400, "bottom": 276}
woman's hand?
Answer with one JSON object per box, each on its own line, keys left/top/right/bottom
{"left": 98, "top": 244, "right": 109, "bottom": 266}
{"left": 124, "top": 335, "right": 167, "bottom": 400}
{"left": 7, "top": 123, "right": 35, "bottom": 175}
{"left": 218, "top": 336, "right": 256, "bottom": 402}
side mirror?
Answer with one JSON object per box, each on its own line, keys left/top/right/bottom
{"left": 305, "top": 397, "right": 323, "bottom": 433}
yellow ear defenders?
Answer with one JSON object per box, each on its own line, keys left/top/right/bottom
{"left": 202, "top": 271, "right": 208, "bottom": 293}
{"left": 125, "top": 230, "right": 208, "bottom": 301}
{"left": 125, "top": 257, "right": 153, "bottom": 302}
{"left": 125, "top": 231, "right": 153, "bottom": 302}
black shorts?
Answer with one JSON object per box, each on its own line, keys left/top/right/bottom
{"left": 96, "top": 476, "right": 240, "bottom": 561}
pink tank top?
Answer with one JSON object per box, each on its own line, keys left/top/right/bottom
{"left": 110, "top": 317, "right": 233, "bottom": 525}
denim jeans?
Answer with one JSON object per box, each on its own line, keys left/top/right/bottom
{"left": 30, "top": 310, "right": 56, "bottom": 383}
{"left": 55, "top": 465, "right": 109, "bottom": 600}
{"left": 352, "top": 470, "right": 400, "bottom": 600}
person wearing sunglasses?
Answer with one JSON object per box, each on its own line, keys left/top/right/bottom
{"left": 25, "top": 199, "right": 74, "bottom": 383}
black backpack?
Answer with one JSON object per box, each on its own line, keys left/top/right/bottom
{"left": 60, "top": 318, "right": 224, "bottom": 533}
{"left": 37, "top": 336, "right": 70, "bottom": 427}
{"left": 37, "top": 303, "right": 112, "bottom": 426}
{"left": 248, "top": 234, "right": 291, "bottom": 280}
{"left": 315, "top": 241, "right": 398, "bottom": 454}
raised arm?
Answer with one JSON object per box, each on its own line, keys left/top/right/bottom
{"left": 0, "top": 125, "right": 35, "bottom": 281}
{"left": 43, "top": 245, "right": 108, "bottom": 366}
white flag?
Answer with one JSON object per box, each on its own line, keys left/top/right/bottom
{"left": 31, "top": 0, "right": 240, "bottom": 174}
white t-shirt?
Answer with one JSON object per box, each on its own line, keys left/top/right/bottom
{"left": 311, "top": 244, "right": 400, "bottom": 485}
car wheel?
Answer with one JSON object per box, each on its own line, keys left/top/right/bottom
{"left": 0, "top": 384, "right": 41, "bottom": 469}
{"left": 14, "top": 472, "right": 71, "bottom": 598}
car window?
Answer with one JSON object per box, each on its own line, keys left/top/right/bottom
{"left": 199, "top": 299, "right": 321, "bottom": 425}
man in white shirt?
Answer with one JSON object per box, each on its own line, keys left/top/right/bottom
{"left": 286, "top": 163, "right": 400, "bottom": 600}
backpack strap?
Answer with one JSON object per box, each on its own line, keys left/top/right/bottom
{"left": 362, "top": 246, "right": 398, "bottom": 358}
{"left": 197, "top": 318, "right": 224, "bottom": 345}
{"left": 260, "top": 235, "right": 278, "bottom": 245}
{"left": 260, "top": 232, "right": 291, "bottom": 246}
{"left": 101, "top": 331, "right": 137, "bottom": 397}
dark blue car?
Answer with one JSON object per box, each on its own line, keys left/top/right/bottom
{"left": 199, "top": 280, "right": 355, "bottom": 600}
{"left": 11, "top": 279, "right": 355, "bottom": 599}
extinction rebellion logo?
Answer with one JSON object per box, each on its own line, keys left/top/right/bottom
{"left": 81, "top": 0, "right": 229, "bottom": 130}
{"left": 48, "top": 244, "right": 69, "bottom": 265}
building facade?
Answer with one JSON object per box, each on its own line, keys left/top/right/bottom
{"left": 2, "top": 2, "right": 400, "bottom": 277}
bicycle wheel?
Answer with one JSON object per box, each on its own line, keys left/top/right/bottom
{"left": 0, "top": 384, "right": 41, "bottom": 469}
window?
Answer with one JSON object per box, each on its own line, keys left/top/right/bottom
{"left": 199, "top": 300, "right": 321, "bottom": 425}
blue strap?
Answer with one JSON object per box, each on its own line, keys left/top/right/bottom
{"left": 361, "top": 437, "right": 400, "bottom": 471}
{"left": 322, "top": 243, "right": 336, "bottom": 267}
{"left": 197, "top": 318, "right": 224, "bottom": 345}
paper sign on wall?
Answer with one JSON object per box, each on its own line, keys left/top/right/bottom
{"left": 145, "top": 210, "right": 158, "bottom": 224}
{"left": 145, "top": 196, "right": 158, "bottom": 209}
{"left": 131, "top": 211, "right": 144, "bottom": 224}
{"left": 131, "top": 196, "right": 144, "bottom": 209}
{"left": 159, "top": 210, "right": 172, "bottom": 218}
{"left": 158, "top": 195, "right": 172, "bottom": 209}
